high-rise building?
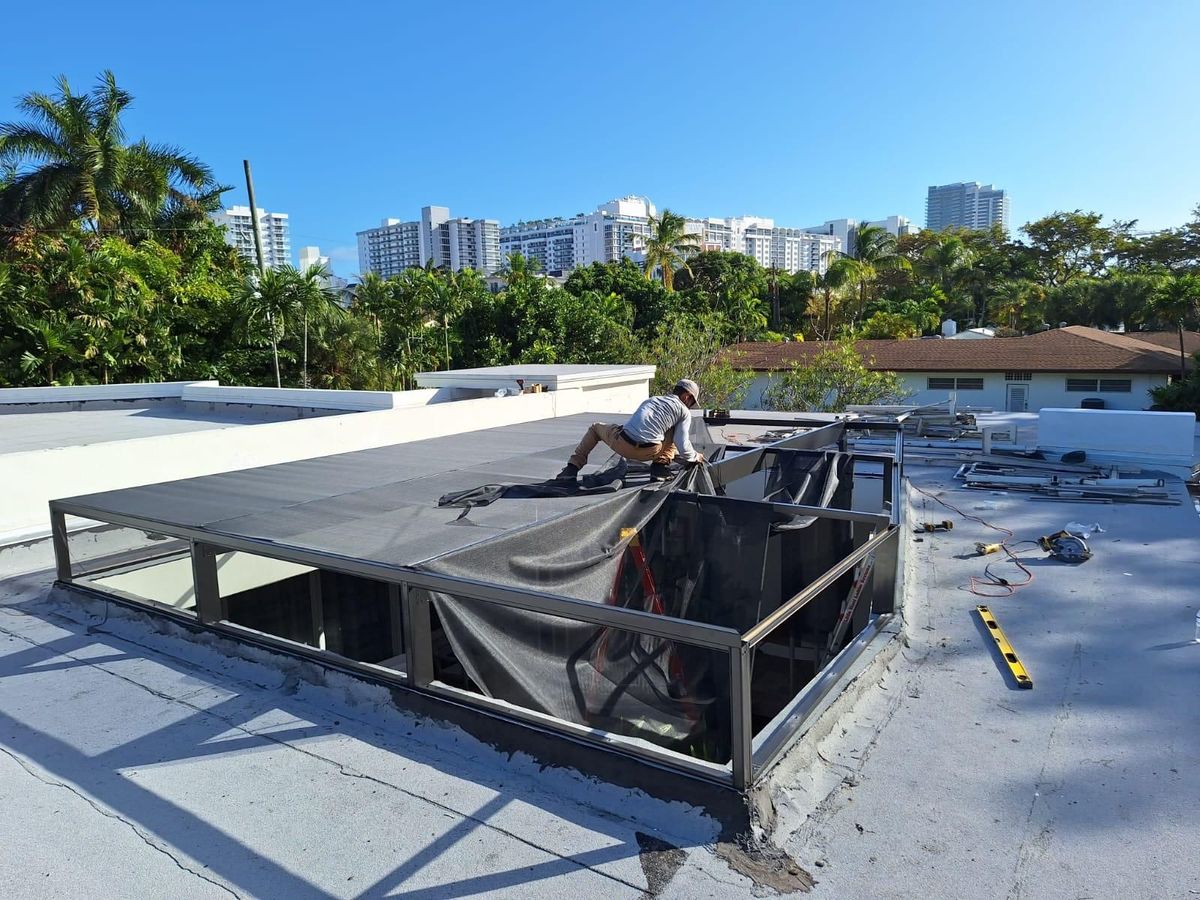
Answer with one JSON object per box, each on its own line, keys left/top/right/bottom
{"left": 357, "top": 218, "right": 422, "bottom": 278}
{"left": 212, "top": 206, "right": 292, "bottom": 269}
{"left": 925, "top": 182, "right": 1009, "bottom": 233}
{"left": 298, "top": 246, "right": 349, "bottom": 294}
{"left": 502, "top": 199, "right": 842, "bottom": 276}
{"left": 357, "top": 206, "right": 500, "bottom": 277}
{"left": 499, "top": 197, "right": 656, "bottom": 274}
{"left": 801, "top": 216, "right": 918, "bottom": 258}
{"left": 688, "top": 215, "right": 840, "bottom": 274}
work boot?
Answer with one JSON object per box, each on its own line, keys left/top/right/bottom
{"left": 556, "top": 463, "right": 580, "bottom": 482}
{"left": 649, "top": 462, "right": 674, "bottom": 482}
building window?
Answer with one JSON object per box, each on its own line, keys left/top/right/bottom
{"left": 1065, "top": 377, "right": 1132, "bottom": 392}
{"left": 927, "top": 376, "right": 984, "bottom": 390}
{"left": 1005, "top": 371, "right": 1032, "bottom": 381}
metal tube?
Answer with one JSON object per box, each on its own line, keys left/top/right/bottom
{"left": 190, "top": 541, "right": 223, "bottom": 624}
{"left": 310, "top": 571, "right": 326, "bottom": 650}
{"left": 403, "top": 583, "right": 434, "bottom": 687}
{"left": 50, "top": 510, "right": 71, "bottom": 583}
{"left": 742, "top": 527, "right": 896, "bottom": 647}
{"left": 49, "top": 501, "right": 742, "bottom": 650}
{"left": 728, "top": 646, "right": 753, "bottom": 791}
{"left": 871, "top": 529, "right": 899, "bottom": 616}
{"left": 388, "top": 583, "right": 403, "bottom": 660}
{"left": 766, "top": 500, "right": 890, "bottom": 527}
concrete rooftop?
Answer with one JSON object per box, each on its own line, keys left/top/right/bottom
{"left": 0, "top": 410, "right": 1198, "bottom": 896}
{"left": 0, "top": 401, "right": 335, "bottom": 455}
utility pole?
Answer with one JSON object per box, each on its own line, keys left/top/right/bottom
{"left": 243, "top": 159, "right": 280, "bottom": 388}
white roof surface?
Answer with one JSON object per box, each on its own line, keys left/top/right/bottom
{"left": 0, "top": 402, "right": 330, "bottom": 455}
{"left": 1, "top": 412, "right": 1198, "bottom": 896}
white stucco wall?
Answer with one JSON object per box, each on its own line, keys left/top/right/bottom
{"left": 745, "top": 371, "right": 1167, "bottom": 412}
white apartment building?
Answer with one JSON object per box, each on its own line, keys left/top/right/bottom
{"left": 357, "top": 218, "right": 422, "bottom": 278}
{"left": 496, "top": 217, "right": 586, "bottom": 274}
{"left": 686, "top": 215, "right": 840, "bottom": 275}
{"left": 925, "top": 182, "right": 1009, "bottom": 233}
{"left": 212, "top": 206, "right": 292, "bottom": 270}
{"left": 801, "top": 216, "right": 918, "bottom": 258}
{"left": 501, "top": 199, "right": 838, "bottom": 277}
{"left": 357, "top": 206, "right": 500, "bottom": 277}
{"left": 499, "top": 196, "right": 656, "bottom": 274}
{"left": 298, "top": 246, "right": 350, "bottom": 293}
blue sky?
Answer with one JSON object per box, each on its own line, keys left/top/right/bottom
{"left": 3, "top": 0, "right": 1198, "bottom": 275}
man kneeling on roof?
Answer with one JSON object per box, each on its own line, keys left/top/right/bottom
{"left": 558, "top": 379, "right": 705, "bottom": 483}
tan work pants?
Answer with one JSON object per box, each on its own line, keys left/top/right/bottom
{"left": 568, "top": 423, "right": 677, "bottom": 469}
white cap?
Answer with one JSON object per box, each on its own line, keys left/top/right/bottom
{"left": 675, "top": 379, "right": 700, "bottom": 400}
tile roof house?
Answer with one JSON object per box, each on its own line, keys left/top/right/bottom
{"left": 726, "top": 327, "right": 1199, "bottom": 412}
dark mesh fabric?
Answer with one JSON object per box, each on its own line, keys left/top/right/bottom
{"left": 416, "top": 485, "right": 733, "bottom": 756}
{"left": 415, "top": 451, "right": 853, "bottom": 762}
{"left": 437, "top": 456, "right": 632, "bottom": 509}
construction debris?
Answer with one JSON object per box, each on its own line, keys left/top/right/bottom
{"left": 846, "top": 399, "right": 994, "bottom": 442}
{"left": 955, "top": 462, "right": 1178, "bottom": 505}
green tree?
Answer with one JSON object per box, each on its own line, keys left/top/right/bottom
{"left": 987, "top": 279, "right": 1044, "bottom": 331}
{"left": 644, "top": 312, "right": 754, "bottom": 410}
{"left": 639, "top": 209, "right": 701, "bottom": 291}
{"left": 499, "top": 251, "right": 542, "bottom": 287}
{"left": 1021, "top": 210, "right": 1133, "bottom": 286}
{"left": 1149, "top": 352, "right": 1200, "bottom": 412}
{"left": 761, "top": 341, "right": 907, "bottom": 412}
{"left": 675, "top": 250, "right": 770, "bottom": 340}
{"left": 778, "top": 269, "right": 814, "bottom": 334}
{"left": 0, "top": 71, "right": 222, "bottom": 235}
{"left": 917, "top": 233, "right": 975, "bottom": 296}
{"left": 840, "top": 222, "right": 910, "bottom": 324}
{"left": 239, "top": 268, "right": 294, "bottom": 387}
{"left": 859, "top": 312, "right": 918, "bottom": 339}
{"left": 863, "top": 295, "right": 942, "bottom": 335}
{"left": 0, "top": 226, "right": 240, "bottom": 387}
{"left": 1150, "top": 274, "right": 1200, "bottom": 378}
{"left": 810, "top": 255, "right": 857, "bottom": 339}
{"left": 292, "top": 264, "right": 343, "bottom": 389}
{"left": 564, "top": 258, "right": 675, "bottom": 333}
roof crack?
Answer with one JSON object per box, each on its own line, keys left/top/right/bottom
{"left": 0, "top": 745, "right": 242, "bottom": 899}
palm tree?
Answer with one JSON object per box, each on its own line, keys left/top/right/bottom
{"left": 352, "top": 272, "right": 393, "bottom": 387}
{"left": 639, "top": 210, "right": 701, "bottom": 291}
{"left": 812, "top": 254, "right": 857, "bottom": 339}
{"left": 840, "top": 223, "right": 910, "bottom": 324}
{"left": 240, "top": 268, "right": 297, "bottom": 388}
{"left": 293, "top": 264, "right": 342, "bottom": 388}
{"left": 0, "top": 71, "right": 221, "bottom": 234}
{"left": 988, "top": 280, "right": 1039, "bottom": 332}
{"left": 1152, "top": 275, "right": 1200, "bottom": 379}
{"left": 918, "top": 235, "right": 975, "bottom": 297}
{"left": 499, "top": 251, "right": 542, "bottom": 289}
{"left": 765, "top": 267, "right": 787, "bottom": 328}
{"left": 18, "top": 315, "right": 78, "bottom": 384}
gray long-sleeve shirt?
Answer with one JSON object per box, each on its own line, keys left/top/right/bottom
{"left": 623, "top": 395, "right": 699, "bottom": 461}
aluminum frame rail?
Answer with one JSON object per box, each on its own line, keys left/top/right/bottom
{"left": 48, "top": 416, "right": 906, "bottom": 794}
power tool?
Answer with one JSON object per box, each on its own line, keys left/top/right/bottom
{"left": 1038, "top": 530, "right": 1092, "bottom": 563}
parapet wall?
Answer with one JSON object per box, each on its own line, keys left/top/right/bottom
{"left": 0, "top": 370, "right": 652, "bottom": 541}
